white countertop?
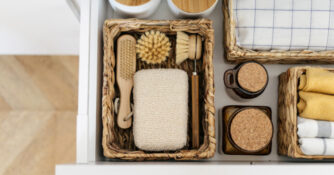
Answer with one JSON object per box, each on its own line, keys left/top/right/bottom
{"left": 57, "top": 163, "right": 334, "bottom": 175}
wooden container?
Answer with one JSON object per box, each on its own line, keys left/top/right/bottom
{"left": 278, "top": 67, "right": 334, "bottom": 159}
{"left": 222, "top": 0, "right": 334, "bottom": 63}
{"left": 102, "top": 18, "right": 216, "bottom": 160}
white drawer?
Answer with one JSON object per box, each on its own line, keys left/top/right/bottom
{"left": 57, "top": 0, "right": 334, "bottom": 174}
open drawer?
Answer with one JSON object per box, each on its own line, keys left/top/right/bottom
{"left": 57, "top": 0, "right": 334, "bottom": 174}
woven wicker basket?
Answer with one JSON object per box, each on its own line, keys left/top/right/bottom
{"left": 102, "top": 18, "right": 216, "bottom": 160}
{"left": 223, "top": 0, "right": 334, "bottom": 63}
{"left": 278, "top": 67, "right": 334, "bottom": 159}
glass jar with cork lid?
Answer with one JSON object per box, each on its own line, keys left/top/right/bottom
{"left": 222, "top": 106, "right": 273, "bottom": 155}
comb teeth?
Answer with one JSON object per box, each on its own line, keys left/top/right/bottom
{"left": 118, "top": 36, "right": 136, "bottom": 80}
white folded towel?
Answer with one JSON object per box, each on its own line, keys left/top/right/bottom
{"left": 133, "top": 69, "right": 188, "bottom": 151}
{"left": 299, "top": 138, "right": 334, "bottom": 155}
{"left": 233, "top": 0, "right": 334, "bottom": 51}
{"left": 298, "top": 117, "right": 334, "bottom": 138}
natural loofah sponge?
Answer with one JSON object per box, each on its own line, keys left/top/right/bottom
{"left": 133, "top": 69, "right": 188, "bottom": 151}
{"left": 136, "top": 30, "right": 171, "bottom": 64}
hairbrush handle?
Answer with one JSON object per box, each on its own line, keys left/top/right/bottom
{"left": 191, "top": 73, "right": 200, "bottom": 148}
{"left": 117, "top": 86, "right": 133, "bottom": 129}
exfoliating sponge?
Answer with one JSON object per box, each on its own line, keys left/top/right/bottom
{"left": 133, "top": 69, "right": 188, "bottom": 151}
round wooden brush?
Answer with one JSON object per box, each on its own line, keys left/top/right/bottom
{"left": 176, "top": 31, "right": 202, "bottom": 65}
{"left": 176, "top": 31, "right": 202, "bottom": 148}
{"left": 136, "top": 30, "right": 171, "bottom": 64}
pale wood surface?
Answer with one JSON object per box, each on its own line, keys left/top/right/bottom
{"left": 172, "top": 0, "right": 216, "bottom": 13}
{"left": 0, "top": 55, "right": 78, "bottom": 110}
{"left": 116, "top": 0, "right": 150, "bottom": 6}
{"left": 0, "top": 55, "right": 78, "bottom": 175}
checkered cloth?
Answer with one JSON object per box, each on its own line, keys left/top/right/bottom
{"left": 233, "top": 0, "right": 334, "bottom": 51}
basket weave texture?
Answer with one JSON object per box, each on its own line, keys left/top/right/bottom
{"left": 278, "top": 67, "right": 334, "bottom": 159}
{"left": 102, "top": 18, "right": 216, "bottom": 160}
{"left": 223, "top": 0, "right": 334, "bottom": 63}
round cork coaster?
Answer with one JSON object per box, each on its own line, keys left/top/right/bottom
{"left": 237, "top": 62, "right": 267, "bottom": 93}
{"left": 230, "top": 108, "right": 273, "bottom": 152}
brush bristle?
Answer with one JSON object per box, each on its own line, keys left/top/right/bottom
{"left": 176, "top": 32, "right": 189, "bottom": 65}
{"left": 118, "top": 36, "right": 136, "bottom": 80}
{"left": 136, "top": 30, "right": 171, "bottom": 64}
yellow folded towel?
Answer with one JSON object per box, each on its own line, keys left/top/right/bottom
{"left": 298, "top": 68, "right": 334, "bottom": 95}
{"left": 298, "top": 91, "right": 334, "bottom": 121}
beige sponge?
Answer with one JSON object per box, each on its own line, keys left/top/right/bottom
{"left": 133, "top": 69, "right": 188, "bottom": 151}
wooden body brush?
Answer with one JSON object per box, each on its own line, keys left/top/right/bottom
{"left": 176, "top": 31, "right": 202, "bottom": 148}
{"left": 116, "top": 34, "right": 136, "bottom": 129}
{"left": 176, "top": 32, "right": 202, "bottom": 65}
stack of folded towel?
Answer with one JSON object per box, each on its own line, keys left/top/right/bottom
{"left": 297, "top": 68, "right": 334, "bottom": 156}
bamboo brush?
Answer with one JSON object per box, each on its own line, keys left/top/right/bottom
{"left": 176, "top": 31, "right": 202, "bottom": 148}
{"left": 176, "top": 31, "right": 202, "bottom": 65}
{"left": 136, "top": 30, "right": 171, "bottom": 64}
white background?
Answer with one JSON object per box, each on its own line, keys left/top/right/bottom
{"left": 0, "top": 0, "right": 79, "bottom": 55}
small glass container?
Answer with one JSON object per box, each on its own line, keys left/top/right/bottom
{"left": 222, "top": 105, "right": 273, "bottom": 155}
{"left": 224, "top": 61, "right": 268, "bottom": 99}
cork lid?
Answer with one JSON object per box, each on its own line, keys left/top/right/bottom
{"left": 237, "top": 62, "right": 267, "bottom": 92}
{"left": 116, "top": 0, "right": 150, "bottom": 6}
{"left": 230, "top": 108, "right": 273, "bottom": 152}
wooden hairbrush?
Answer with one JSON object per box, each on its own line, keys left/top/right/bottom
{"left": 116, "top": 34, "right": 136, "bottom": 129}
